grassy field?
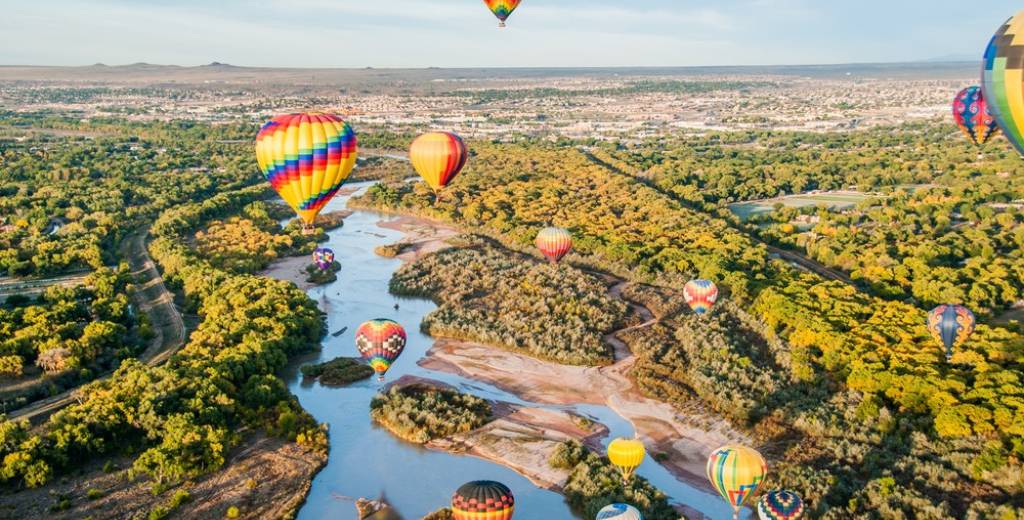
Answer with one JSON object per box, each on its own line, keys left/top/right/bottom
{"left": 728, "top": 191, "right": 874, "bottom": 220}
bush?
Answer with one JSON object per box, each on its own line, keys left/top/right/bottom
{"left": 370, "top": 383, "right": 492, "bottom": 443}
{"left": 300, "top": 357, "right": 374, "bottom": 385}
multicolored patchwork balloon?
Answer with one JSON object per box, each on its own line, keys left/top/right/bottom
{"left": 312, "top": 247, "right": 335, "bottom": 271}
{"left": 953, "top": 86, "right": 999, "bottom": 147}
{"left": 535, "top": 227, "right": 573, "bottom": 264}
{"left": 596, "top": 503, "right": 643, "bottom": 520}
{"left": 757, "top": 490, "right": 805, "bottom": 520}
{"left": 927, "top": 304, "right": 976, "bottom": 361}
{"left": 983, "top": 12, "right": 1024, "bottom": 156}
{"left": 355, "top": 319, "right": 407, "bottom": 381}
{"left": 409, "top": 131, "right": 468, "bottom": 196}
{"left": 452, "top": 480, "right": 515, "bottom": 520}
{"left": 484, "top": 0, "right": 522, "bottom": 27}
{"left": 684, "top": 279, "right": 719, "bottom": 315}
{"left": 255, "top": 113, "right": 357, "bottom": 233}
{"left": 607, "top": 437, "right": 646, "bottom": 484}
{"left": 707, "top": 445, "right": 768, "bottom": 520}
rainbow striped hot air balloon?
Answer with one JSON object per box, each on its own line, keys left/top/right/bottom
{"left": 607, "top": 437, "right": 646, "bottom": 484}
{"left": 983, "top": 11, "right": 1024, "bottom": 157}
{"left": 927, "top": 304, "right": 976, "bottom": 361}
{"left": 452, "top": 480, "right": 515, "bottom": 520}
{"left": 484, "top": 0, "right": 522, "bottom": 27}
{"left": 312, "top": 247, "right": 335, "bottom": 271}
{"left": 757, "top": 490, "right": 805, "bottom": 520}
{"left": 255, "top": 113, "right": 357, "bottom": 234}
{"left": 409, "top": 131, "right": 468, "bottom": 202}
{"left": 596, "top": 503, "right": 643, "bottom": 520}
{"left": 707, "top": 445, "right": 768, "bottom": 520}
{"left": 683, "top": 279, "right": 719, "bottom": 315}
{"left": 953, "top": 86, "right": 999, "bottom": 147}
{"left": 355, "top": 319, "right": 407, "bottom": 381}
{"left": 535, "top": 227, "right": 572, "bottom": 264}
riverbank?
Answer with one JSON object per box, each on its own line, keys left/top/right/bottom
{"left": 0, "top": 432, "right": 326, "bottom": 520}
{"left": 370, "top": 214, "right": 749, "bottom": 497}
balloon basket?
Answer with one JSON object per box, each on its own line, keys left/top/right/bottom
{"left": 498, "top": 22, "right": 506, "bottom": 28}
{"left": 302, "top": 226, "right": 317, "bottom": 236}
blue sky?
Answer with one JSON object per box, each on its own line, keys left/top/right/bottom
{"left": 0, "top": 0, "right": 1019, "bottom": 67}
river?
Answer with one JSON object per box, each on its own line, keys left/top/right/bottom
{"left": 279, "top": 182, "right": 741, "bottom": 520}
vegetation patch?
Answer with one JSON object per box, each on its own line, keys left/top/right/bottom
{"left": 370, "top": 382, "right": 492, "bottom": 444}
{"left": 389, "top": 235, "right": 627, "bottom": 365}
{"left": 551, "top": 440, "right": 678, "bottom": 520}
{"left": 300, "top": 357, "right": 373, "bottom": 386}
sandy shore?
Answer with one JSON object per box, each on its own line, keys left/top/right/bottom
{"left": 376, "top": 214, "right": 459, "bottom": 264}
{"left": 368, "top": 214, "right": 749, "bottom": 494}
{"left": 261, "top": 255, "right": 316, "bottom": 291}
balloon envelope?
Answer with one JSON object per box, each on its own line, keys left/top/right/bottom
{"left": 409, "top": 132, "right": 468, "bottom": 193}
{"left": 312, "top": 247, "right": 335, "bottom": 270}
{"left": 607, "top": 438, "right": 646, "bottom": 482}
{"left": 535, "top": 227, "right": 573, "bottom": 263}
{"left": 452, "top": 480, "right": 515, "bottom": 520}
{"left": 596, "top": 503, "right": 643, "bottom": 520}
{"left": 707, "top": 445, "right": 768, "bottom": 515}
{"left": 684, "top": 279, "right": 719, "bottom": 315}
{"left": 953, "top": 86, "right": 999, "bottom": 146}
{"left": 355, "top": 319, "right": 407, "bottom": 380}
{"left": 255, "top": 113, "right": 357, "bottom": 226}
{"left": 983, "top": 12, "right": 1024, "bottom": 156}
{"left": 484, "top": 0, "right": 522, "bottom": 26}
{"left": 758, "top": 490, "right": 805, "bottom": 520}
{"left": 927, "top": 304, "right": 976, "bottom": 361}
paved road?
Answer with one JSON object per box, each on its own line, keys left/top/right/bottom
{"left": 7, "top": 229, "right": 186, "bottom": 424}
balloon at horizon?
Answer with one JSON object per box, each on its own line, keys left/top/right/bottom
{"left": 983, "top": 10, "right": 1024, "bottom": 157}
{"left": 255, "top": 113, "right": 357, "bottom": 232}
{"left": 484, "top": 0, "right": 522, "bottom": 27}
{"left": 952, "top": 86, "right": 999, "bottom": 146}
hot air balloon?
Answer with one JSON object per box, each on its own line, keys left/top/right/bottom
{"left": 355, "top": 319, "right": 407, "bottom": 381}
{"left": 953, "top": 86, "right": 999, "bottom": 147}
{"left": 312, "top": 247, "right": 335, "bottom": 271}
{"left": 757, "top": 490, "right": 805, "bottom": 520}
{"left": 607, "top": 437, "right": 645, "bottom": 484}
{"left": 684, "top": 279, "right": 719, "bottom": 315}
{"left": 983, "top": 12, "right": 1024, "bottom": 157}
{"left": 597, "top": 503, "right": 643, "bottom": 520}
{"left": 535, "top": 227, "right": 572, "bottom": 264}
{"left": 484, "top": 0, "right": 521, "bottom": 27}
{"left": 707, "top": 445, "right": 768, "bottom": 520}
{"left": 255, "top": 113, "right": 357, "bottom": 234}
{"left": 409, "top": 131, "right": 468, "bottom": 202}
{"left": 452, "top": 480, "right": 515, "bottom": 520}
{"left": 927, "top": 304, "right": 976, "bottom": 361}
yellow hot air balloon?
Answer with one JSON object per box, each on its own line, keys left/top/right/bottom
{"left": 255, "top": 113, "right": 357, "bottom": 234}
{"left": 607, "top": 437, "right": 645, "bottom": 484}
{"left": 409, "top": 131, "right": 468, "bottom": 202}
{"left": 707, "top": 445, "right": 768, "bottom": 520}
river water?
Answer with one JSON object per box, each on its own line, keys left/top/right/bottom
{"left": 282, "top": 182, "right": 741, "bottom": 520}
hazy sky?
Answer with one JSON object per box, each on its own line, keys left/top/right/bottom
{"left": 0, "top": 0, "right": 1019, "bottom": 68}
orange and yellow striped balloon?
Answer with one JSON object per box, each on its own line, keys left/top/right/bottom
{"left": 535, "top": 227, "right": 572, "bottom": 264}
{"left": 607, "top": 437, "right": 645, "bottom": 483}
{"left": 255, "top": 113, "right": 357, "bottom": 228}
{"left": 409, "top": 131, "right": 468, "bottom": 194}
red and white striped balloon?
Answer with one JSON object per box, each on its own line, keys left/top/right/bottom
{"left": 535, "top": 227, "right": 572, "bottom": 264}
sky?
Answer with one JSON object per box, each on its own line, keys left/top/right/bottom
{"left": 0, "top": 0, "right": 1020, "bottom": 68}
